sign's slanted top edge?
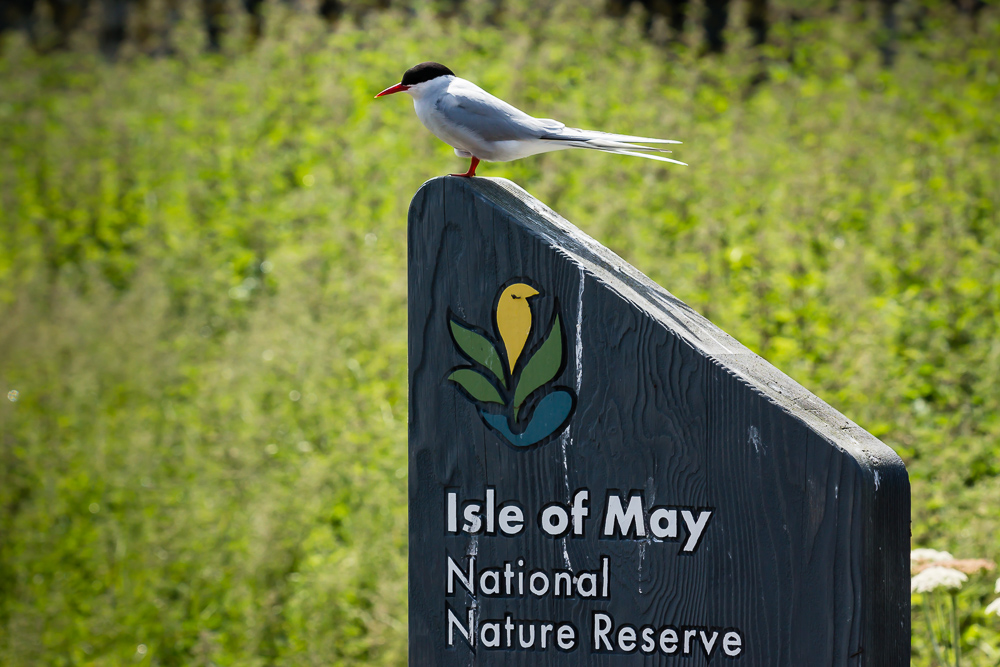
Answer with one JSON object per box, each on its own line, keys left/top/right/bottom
{"left": 413, "top": 176, "right": 904, "bottom": 477}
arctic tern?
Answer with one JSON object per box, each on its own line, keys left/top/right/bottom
{"left": 375, "top": 62, "right": 686, "bottom": 177}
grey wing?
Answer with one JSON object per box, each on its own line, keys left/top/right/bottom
{"left": 436, "top": 82, "right": 565, "bottom": 142}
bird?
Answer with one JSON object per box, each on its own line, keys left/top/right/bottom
{"left": 495, "top": 283, "right": 539, "bottom": 373}
{"left": 375, "top": 62, "right": 686, "bottom": 177}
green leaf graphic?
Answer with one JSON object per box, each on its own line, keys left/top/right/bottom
{"left": 448, "top": 369, "right": 504, "bottom": 404}
{"left": 449, "top": 319, "right": 506, "bottom": 388}
{"left": 513, "top": 314, "right": 563, "bottom": 411}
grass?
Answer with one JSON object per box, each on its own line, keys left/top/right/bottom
{"left": 1, "top": 0, "right": 999, "bottom": 663}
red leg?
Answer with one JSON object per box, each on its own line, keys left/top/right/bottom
{"left": 450, "top": 157, "right": 480, "bottom": 178}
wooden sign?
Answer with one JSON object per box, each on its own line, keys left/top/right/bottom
{"left": 408, "top": 177, "right": 909, "bottom": 665}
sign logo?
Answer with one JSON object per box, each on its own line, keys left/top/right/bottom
{"left": 447, "top": 280, "right": 576, "bottom": 448}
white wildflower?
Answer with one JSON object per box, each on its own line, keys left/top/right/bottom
{"left": 996, "top": 577, "right": 1000, "bottom": 594}
{"left": 911, "top": 548, "right": 954, "bottom": 564}
{"left": 910, "top": 566, "right": 967, "bottom": 594}
{"left": 986, "top": 598, "right": 1000, "bottom": 616}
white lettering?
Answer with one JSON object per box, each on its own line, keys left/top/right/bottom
{"left": 556, "top": 624, "right": 576, "bottom": 651}
{"left": 480, "top": 569, "right": 500, "bottom": 595}
{"left": 699, "top": 630, "right": 719, "bottom": 657}
{"left": 641, "top": 626, "right": 656, "bottom": 653}
{"left": 518, "top": 624, "right": 535, "bottom": 649}
{"left": 659, "top": 627, "right": 678, "bottom": 653}
{"left": 476, "top": 617, "right": 578, "bottom": 650}
{"left": 540, "top": 623, "right": 553, "bottom": 649}
{"left": 480, "top": 622, "right": 500, "bottom": 648}
{"left": 447, "top": 607, "right": 474, "bottom": 648}
{"left": 446, "top": 555, "right": 474, "bottom": 595}
{"left": 681, "top": 510, "right": 713, "bottom": 552}
{"left": 649, "top": 507, "right": 677, "bottom": 539}
{"left": 571, "top": 489, "right": 589, "bottom": 535}
{"left": 503, "top": 562, "right": 515, "bottom": 594}
{"left": 554, "top": 571, "right": 572, "bottom": 596}
{"left": 485, "top": 488, "right": 495, "bottom": 533}
{"left": 447, "top": 492, "right": 457, "bottom": 532}
{"left": 577, "top": 572, "right": 598, "bottom": 597}
{"left": 617, "top": 625, "right": 636, "bottom": 652}
{"left": 723, "top": 630, "right": 743, "bottom": 657}
{"left": 462, "top": 503, "right": 482, "bottom": 533}
{"left": 498, "top": 505, "right": 524, "bottom": 535}
{"left": 540, "top": 504, "right": 570, "bottom": 536}
{"left": 683, "top": 629, "right": 697, "bottom": 654}
{"left": 447, "top": 489, "right": 526, "bottom": 536}
{"left": 593, "top": 613, "right": 613, "bottom": 651}
{"left": 529, "top": 571, "right": 550, "bottom": 596}
{"left": 603, "top": 493, "right": 646, "bottom": 537}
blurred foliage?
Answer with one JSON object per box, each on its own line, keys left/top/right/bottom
{"left": 1, "top": 0, "right": 999, "bottom": 663}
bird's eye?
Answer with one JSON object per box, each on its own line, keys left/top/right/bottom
{"left": 512, "top": 295, "right": 521, "bottom": 299}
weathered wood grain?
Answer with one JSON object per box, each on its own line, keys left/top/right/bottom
{"left": 408, "top": 176, "right": 909, "bottom": 666}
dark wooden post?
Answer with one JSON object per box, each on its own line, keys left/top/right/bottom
{"left": 408, "top": 176, "right": 909, "bottom": 665}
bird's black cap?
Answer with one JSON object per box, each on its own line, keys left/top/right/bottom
{"left": 401, "top": 62, "right": 455, "bottom": 86}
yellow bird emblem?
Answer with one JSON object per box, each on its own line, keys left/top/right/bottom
{"left": 496, "top": 283, "right": 540, "bottom": 373}
{"left": 447, "top": 278, "right": 575, "bottom": 448}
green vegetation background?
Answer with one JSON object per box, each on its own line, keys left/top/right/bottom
{"left": 1, "top": 1, "right": 999, "bottom": 663}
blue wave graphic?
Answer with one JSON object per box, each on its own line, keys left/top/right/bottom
{"left": 479, "top": 390, "right": 574, "bottom": 447}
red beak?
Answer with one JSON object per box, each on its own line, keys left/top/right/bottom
{"left": 375, "top": 83, "right": 410, "bottom": 98}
